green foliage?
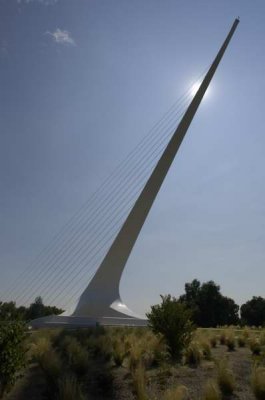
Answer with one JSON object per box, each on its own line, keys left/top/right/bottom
{"left": 241, "top": 297, "right": 265, "bottom": 327}
{"left": 147, "top": 295, "right": 194, "bottom": 361}
{"left": 0, "top": 321, "right": 26, "bottom": 397}
{"left": 0, "top": 297, "right": 63, "bottom": 322}
{"left": 179, "top": 279, "right": 239, "bottom": 327}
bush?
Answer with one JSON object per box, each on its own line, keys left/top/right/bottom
{"left": 0, "top": 321, "right": 26, "bottom": 398}
{"left": 202, "top": 380, "right": 221, "bottom": 400}
{"left": 251, "top": 365, "right": 265, "bottom": 400}
{"left": 147, "top": 295, "right": 194, "bottom": 361}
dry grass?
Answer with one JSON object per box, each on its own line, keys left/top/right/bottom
{"left": 131, "top": 364, "right": 149, "bottom": 400}
{"left": 202, "top": 380, "right": 221, "bottom": 400}
{"left": 216, "top": 358, "right": 236, "bottom": 396}
{"left": 163, "top": 385, "right": 189, "bottom": 400}
{"left": 184, "top": 342, "right": 202, "bottom": 366}
{"left": 251, "top": 365, "right": 265, "bottom": 400}
{"left": 57, "top": 375, "right": 85, "bottom": 400}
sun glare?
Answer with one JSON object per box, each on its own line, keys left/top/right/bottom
{"left": 190, "top": 81, "right": 211, "bottom": 98}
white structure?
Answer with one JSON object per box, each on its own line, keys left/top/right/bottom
{"left": 30, "top": 19, "right": 239, "bottom": 329}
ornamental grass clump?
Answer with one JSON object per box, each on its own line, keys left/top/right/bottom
{"left": 64, "top": 337, "right": 89, "bottom": 375}
{"left": 210, "top": 336, "right": 218, "bottom": 348}
{"left": 57, "top": 375, "right": 85, "bottom": 400}
{"left": 112, "top": 339, "right": 127, "bottom": 367}
{"left": 217, "top": 358, "right": 236, "bottom": 396}
{"left": 184, "top": 342, "right": 202, "bottom": 367}
{"left": 237, "top": 335, "right": 246, "bottom": 348}
{"left": 251, "top": 365, "right": 265, "bottom": 400}
{"left": 250, "top": 338, "right": 261, "bottom": 356}
{"left": 163, "top": 385, "right": 189, "bottom": 400}
{"left": 200, "top": 340, "right": 212, "bottom": 360}
{"left": 219, "top": 331, "right": 227, "bottom": 345}
{"left": 131, "top": 364, "right": 149, "bottom": 400}
{"left": 202, "top": 380, "right": 221, "bottom": 400}
{"left": 226, "top": 333, "right": 236, "bottom": 352}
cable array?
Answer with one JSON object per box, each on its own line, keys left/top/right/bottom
{"left": 4, "top": 70, "right": 207, "bottom": 310}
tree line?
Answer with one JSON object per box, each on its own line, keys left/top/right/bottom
{"left": 178, "top": 279, "right": 265, "bottom": 327}
{"left": 0, "top": 296, "right": 63, "bottom": 322}
{"left": 0, "top": 279, "right": 265, "bottom": 327}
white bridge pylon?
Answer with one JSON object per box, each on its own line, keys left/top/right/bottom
{"left": 31, "top": 19, "right": 239, "bottom": 328}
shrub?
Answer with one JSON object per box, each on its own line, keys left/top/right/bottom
{"left": 57, "top": 375, "right": 85, "bottom": 400}
{"left": 163, "top": 385, "right": 189, "bottom": 400}
{"left": 0, "top": 321, "right": 26, "bottom": 398}
{"left": 184, "top": 342, "right": 202, "bottom": 367}
{"left": 203, "top": 380, "right": 221, "bottom": 400}
{"left": 217, "top": 358, "right": 236, "bottom": 396}
{"left": 147, "top": 295, "right": 194, "bottom": 361}
{"left": 251, "top": 365, "right": 265, "bottom": 400}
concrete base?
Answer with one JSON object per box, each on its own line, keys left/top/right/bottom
{"left": 29, "top": 299, "right": 148, "bottom": 329}
{"left": 29, "top": 314, "right": 148, "bottom": 329}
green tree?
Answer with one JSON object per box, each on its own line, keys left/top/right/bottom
{"left": 179, "top": 279, "right": 239, "bottom": 327}
{"left": 146, "top": 295, "right": 194, "bottom": 361}
{"left": 241, "top": 296, "right": 265, "bottom": 327}
{"left": 0, "top": 321, "right": 26, "bottom": 397}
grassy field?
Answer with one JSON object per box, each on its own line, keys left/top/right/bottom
{"left": 5, "top": 326, "right": 265, "bottom": 400}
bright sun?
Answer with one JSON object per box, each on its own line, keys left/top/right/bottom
{"left": 190, "top": 81, "right": 211, "bottom": 98}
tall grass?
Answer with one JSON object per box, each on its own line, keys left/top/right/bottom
{"left": 184, "top": 342, "right": 202, "bottom": 366}
{"left": 131, "top": 364, "right": 149, "bottom": 400}
{"left": 216, "top": 358, "right": 236, "bottom": 396}
{"left": 57, "top": 375, "right": 85, "bottom": 400}
{"left": 202, "top": 380, "right": 221, "bottom": 400}
{"left": 163, "top": 385, "right": 189, "bottom": 400}
{"left": 251, "top": 365, "right": 265, "bottom": 400}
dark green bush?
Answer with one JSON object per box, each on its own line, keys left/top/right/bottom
{"left": 0, "top": 321, "right": 26, "bottom": 397}
{"left": 146, "top": 295, "right": 194, "bottom": 361}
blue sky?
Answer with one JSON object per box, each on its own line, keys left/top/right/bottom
{"left": 0, "top": 0, "right": 265, "bottom": 315}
